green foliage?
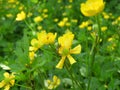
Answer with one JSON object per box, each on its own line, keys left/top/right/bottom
{"left": 0, "top": 0, "right": 120, "bottom": 90}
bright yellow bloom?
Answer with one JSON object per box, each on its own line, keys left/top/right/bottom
{"left": 16, "top": 11, "right": 26, "bottom": 21}
{"left": 80, "top": 0, "right": 105, "bottom": 17}
{"left": 29, "top": 51, "right": 35, "bottom": 61}
{"left": 45, "top": 75, "right": 60, "bottom": 89}
{"left": 0, "top": 72, "right": 15, "bottom": 90}
{"left": 58, "top": 21, "right": 65, "bottom": 27}
{"left": 33, "top": 16, "right": 43, "bottom": 23}
{"left": 56, "top": 31, "right": 81, "bottom": 69}
{"left": 30, "top": 38, "right": 40, "bottom": 52}
{"left": 37, "top": 31, "right": 57, "bottom": 45}
{"left": 46, "top": 33, "right": 57, "bottom": 44}
{"left": 79, "top": 20, "right": 91, "bottom": 29}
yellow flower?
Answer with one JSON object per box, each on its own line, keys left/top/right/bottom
{"left": 0, "top": 72, "right": 15, "bottom": 90}
{"left": 16, "top": 11, "right": 26, "bottom": 21}
{"left": 87, "top": 26, "right": 92, "bottom": 31}
{"left": 43, "top": 9, "right": 48, "bottom": 13}
{"left": 33, "top": 16, "right": 43, "bottom": 23}
{"left": 46, "top": 33, "right": 57, "bottom": 44}
{"left": 101, "top": 26, "right": 107, "bottom": 32}
{"left": 56, "top": 31, "right": 81, "bottom": 69}
{"left": 8, "top": 0, "right": 16, "bottom": 3}
{"left": 29, "top": 51, "right": 35, "bottom": 60}
{"left": 58, "top": 21, "right": 65, "bottom": 27}
{"left": 6, "top": 13, "right": 13, "bottom": 18}
{"left": 37, "top": 31, "right": 57, "bottom": 45}
{"left": 45, "top": 75, "right": 60, "bottom": 89}
{"left": 30, "top": 38, "right": 40, "bottom": 52}
{"left": 80, "top": 0, "right": 105, "bottom": 17}
{"left": 79, "top": 20, "right": 91, "bottom": 29}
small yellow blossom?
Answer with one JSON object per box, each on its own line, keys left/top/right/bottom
{"left": 66, "top": 22, "right": 71, "bottom": 27}
{"left": 16, "top": 11, "right": 26, "bottom": 21}
{"left": 45, "top": 33, "right": 57, "bottom": 44}
{"left": 80, "top": 0, "right": 105, "bottom": 17}
{"left": 45, "top": 75, "right": 60, "bottom": 89}
{"left": 69, "top": 0, "right": 73, "bottom": 3}
{"left": 27, "top": 12, "right": 33, "bottom": 17}
{"left": 6, "top": 13, "right": 13, "bottom": 18}
{"left": 34, "top": 16, "right": 43, "bottom": 23}
{"left": 29, "top": 51, "right": 35, "bottom": 60}
{"left": 87, "top": 26, "right": 92, "bottom": 31}
{"left": 57, "top": 0, "right": 62, "bottom": 3}
{"left": 58, "top": 21, "right": 65, "bottom": 27}
{"left": 79, "top": 21, "right": 91, "bottom": 29}
{"left": 56, "top": 31, "right": 81, "bottom": 69}
{"left": 71, "top": 19, "right": 78, "bottom": 23}
{"left": 8, "top": 0, "right": 16, "bottom": 3}
{"left": 103, "top": 14, "right": 110, "bottom": 19}
{"left": 43, "top": 9, "right": 48, "bottom": 13}
{"left": 42, "top": 13, "right": 48, "bottom": 18}
{"left": 37, "top": 26, "right": 43, "bottom": 30}
{"left": 62, "top": 12, "right": 67, "bottom": 16}
{"left": 37, "top": 31, "right": 57, "bottom": 45}
{"left": 0, "top": 72, "right": 15, "bottom": 90}
{"left": 54, "top": 18, "right": 59, "bottom": 22}
{"left": 101, "top": 26, "right": 107, "bottom": 32}
{"left": 30, "top": 38, "right": 40, "bottom": 51}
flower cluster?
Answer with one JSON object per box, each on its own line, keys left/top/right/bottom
{"left": 56, "top": 31, "right": 81, "bottom": 69}
{"left": 44, "top": 75, "right": 60, "bottom": 89}
{"left": 0, "top": 72, "right": 15, "bottom": 90}
{"left": 29, "top": 31, "right": 57, "bottom": 63}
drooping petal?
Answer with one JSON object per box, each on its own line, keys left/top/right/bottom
{"left": 0, "top": 80, "right": 5, "bottom": 88}
{"left": 70, "top": 44, "right": 81, "bottom": 54}
{"left": 67, "top": 54, "right": 76, "bottom": 65}
{"left": 53, "top": 75, "right": 60, "bottom": 88}
{"left": 10, "top": 79, "right": 15, "bottom": 86}
{"left": 56, "top": 56, "right": 66, "bottom": 69}
{"left": 4, "top": 84, "right": 10, "bottom": 90}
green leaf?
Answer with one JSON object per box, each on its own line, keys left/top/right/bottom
{"left": 31, "top": 0, "right": 38, "bottom": 3}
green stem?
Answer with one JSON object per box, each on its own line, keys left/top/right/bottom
{"left": 65, "top": 63, "right": 82, "bottom": 89}
{"left": 15, "top": 83, "right": 32, "bottom": 89}
{"left": 87, "top": 15, "right": 101, "bottom": 90}
{"left": 24, "top": 20, "right": 34, "bottom": 31}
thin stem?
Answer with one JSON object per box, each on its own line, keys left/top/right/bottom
{"left": 24, "top": 20, "right": 34, "bottom": 31}
{"left": 15, "top": 83, "right": 32, "bottom": 89}
{"left": 65, "top": 63, "right": 82, "bottom": 89}
{"left": 87, "top": 15, "right": 101, "bottom": 90}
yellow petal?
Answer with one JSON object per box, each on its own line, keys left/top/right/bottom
{"left": 67, "top": 54, "right": 76, "bottom": 64}
{"left": 4, "top": 84, "right": 10, "bottom": 90}
{"left": 10, "top": 80, "right": 15, "bottom": 86}
{"left": 16, "top": 11, "right": 26, "bottom": 21}
{"left": 4, "top": 72, "right": 10, "bottom": 78}
{"left": 56, "top": 56, "right": 66, "bottom": 69}
{"left": 53, "top": 76, "right": 60, "bottom": 87}
{"left": 70, "top": 44, "right": 81, "bottom": 54}
{"left": 0, "top": 80, "right": 5, "bottom": 88}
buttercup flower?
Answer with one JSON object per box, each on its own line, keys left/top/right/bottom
{"left": 44, "top": 75, "right": 60, "bottom": 89}
{"left": 16, "top": 11, "right": 26, "bottom": 21}
{"left": 56, "top": 31, "right": 81, "bottom": 69}
{"left": 80, "top": 0, "right": 105, "bottom": 17}
{"left": 37, "top": 31, "right": 57, "bottom": 45}
{"left": 33, "top": 16, "right": 43, "bottom": 23}
{"left": 0, "top": 72, "right": 15, "bottom": 90}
